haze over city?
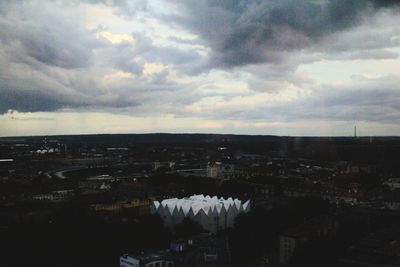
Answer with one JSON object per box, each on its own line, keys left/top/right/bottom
{"left": 1, "top": 0, "right": 400, "bottom": 137}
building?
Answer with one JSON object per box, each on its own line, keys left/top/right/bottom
{"left": 384, "top": 178, "right": 400, "bottom": 190}
{"left": 153, "top": 161, "right": 175, "bottom": 171}
{"left": 206, "top": 162, "right": 235, "bottom": 179}
{"left": 151, "top": 194, "right": 250, "bottom": 233}
{"left": 279, "top": 216, "right": 338, "bottom": 264}
{"left": 203, "top": 247, "right": 218, "bottom": 263}
{"left": 170, "top": 240, "right": 190, "bottom": 253}
{"left": 346, "top": 164, "right": 377, "bottom": 174}
{"left": 382, "top": 189, "right": 400, "bottom": 210}
{"left": 32, "top": 190, "right": 74, "bottom": 202}
{"left": 338, "top": 227, "right": 400, "bottom": 267}
{"left": 91, "top": 199, "right": 151, "bottom": 214}
{"left": 120, "top": 251, "right": 174, "bottom": 267}
{"left": 78, "top": 175, "right": 115, "bottom": 191}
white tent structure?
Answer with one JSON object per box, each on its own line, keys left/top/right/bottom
{"left": 151, "top": 194, "right": 250, "bottom": 233}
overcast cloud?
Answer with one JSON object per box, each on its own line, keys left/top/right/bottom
{"left": 1, "top": 0, "right": 400, "bottom": 136}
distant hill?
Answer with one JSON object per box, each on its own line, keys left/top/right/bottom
{"left": 1, "top": 133, "right": 400, "bottom": 144}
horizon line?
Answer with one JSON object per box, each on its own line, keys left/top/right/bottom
{"left": 1, "top": 132, "right": 400, "bottom": 139}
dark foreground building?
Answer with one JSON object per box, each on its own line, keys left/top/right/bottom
{"left": 338, "top": 226, "right": 400, "bottom": 267}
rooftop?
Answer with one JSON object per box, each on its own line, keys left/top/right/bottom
{"left": 122, "top": 250, "right": 173, "bottom": 265}
{"left": 153, "top": 194, "right": 250, "bottom": 216}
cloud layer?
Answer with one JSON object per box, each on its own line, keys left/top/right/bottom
{"left": 1, "top": 0, "right": 400, "bottom": 136}
{"left": 167, "top": 0, "right": 400, "bottom": 68}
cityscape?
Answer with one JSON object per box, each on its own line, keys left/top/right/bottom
{"left": 1, "top": 134, "right": 400, "bottom": 266}
{"left": 2, "top": 0, "right": 400, "bottom": 266}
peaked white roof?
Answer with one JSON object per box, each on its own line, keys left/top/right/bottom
{"left": 154, "top": 194, "right": 249, "bottom": 216}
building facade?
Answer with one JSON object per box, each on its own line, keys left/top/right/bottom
{"left": 151, "top": 194, "right": 250, "bottom": 233}
{"left": 120, "top": 252, "right": 174, "bottom": 267}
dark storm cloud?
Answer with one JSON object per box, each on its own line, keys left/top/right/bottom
{"left": 0, "top": 1, "right": 110, "bottom": 113}
{"left": 372, "top": 0, "right": 400, "bottom": 8}
{"left": 0, "top": 1, "right": 101, "bottom": 69}
{"left": 0, "top": 88, "right": 65, "bottom": 114}
{"left": 167, "top": 0, "right": 400, "bottom": 68}
{"left": 0, "top": 1, "right": 199, "bottom": 114}
{"left": 0, "top": 75, "right": 141, "bottom": 113}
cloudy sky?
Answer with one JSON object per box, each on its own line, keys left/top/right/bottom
{"left": 1, "top": 0, "right": 400, "bottom": 137}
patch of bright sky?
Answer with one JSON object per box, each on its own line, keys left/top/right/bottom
{"left": 195, "top": 70, "right": 251, "bottom": 96}
{"left": 103, "top": 71, "right": 133, "bottom": 81}
{"left": 82, "top": 3, "right": 128, "bottom": 32}
{"left": 3, "top": 111, "right": 400, "bottom": 137}
{"left": 143, "top": 62, "right": 166, "bottom": 76}
{"left": 298, "top": 10, "right": 400, "bottom": 84}
{"left": 298, "top": 56, "right": 400, "bottom": 84}
{"left": 96, "top": 31, "right": 135, "bottom": 44}
{"left": 184, "top": 85, "right": 304, "bottom": 117}
{"left": 83, "top": 2, "right": 204, "bottom": 51}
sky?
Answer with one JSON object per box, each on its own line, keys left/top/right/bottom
{"left": 1, "top": 0, "right": 400, "bottom": 137}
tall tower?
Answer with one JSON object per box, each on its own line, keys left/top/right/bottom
{"left": 354, "top": 126, "right": 357, "bottom": 138}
